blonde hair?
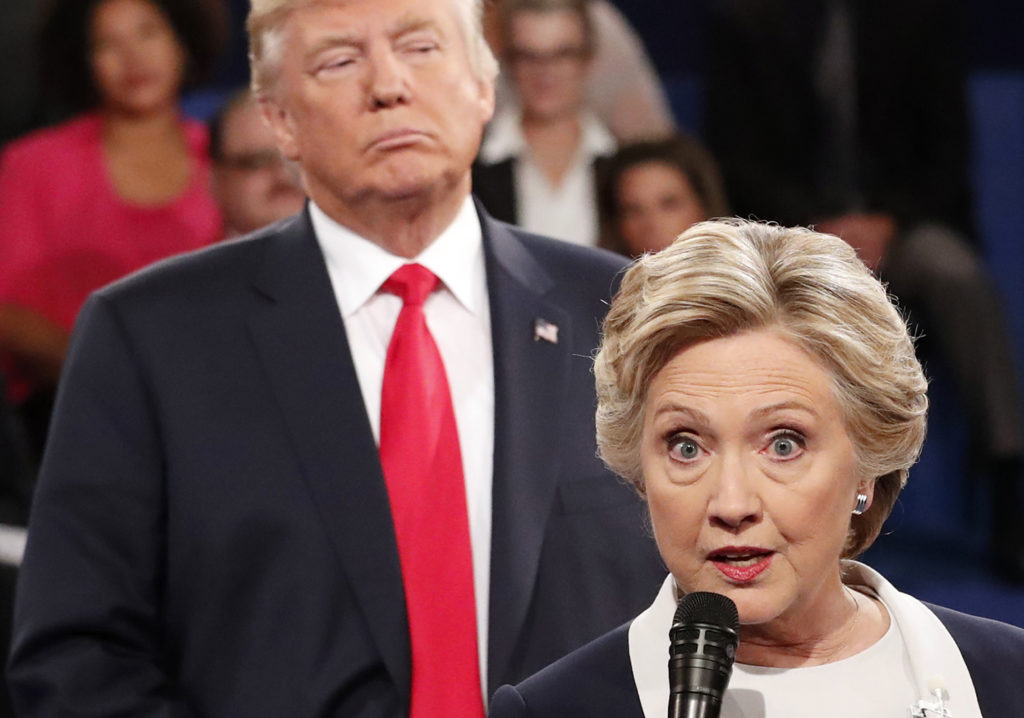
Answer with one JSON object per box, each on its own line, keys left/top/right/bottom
{"left": 247, "top": 0, "right": 499, "bottom": 97}
{"left": 594, "top": 219, "right": 929, "bottom": 557}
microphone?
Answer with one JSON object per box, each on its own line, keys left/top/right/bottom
{"left": 668, "top": 591, "right": 740, "bottom": 718}
{"left": 910, "top": 676, "right": 952, "bottom": 717}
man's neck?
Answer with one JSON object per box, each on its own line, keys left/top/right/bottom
{"left": 310, "top": 179, "right": 470, "bottom": 259}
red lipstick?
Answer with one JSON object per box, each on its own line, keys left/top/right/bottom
{"left": 709, "top": 547, "right": 774, "bottom": 583}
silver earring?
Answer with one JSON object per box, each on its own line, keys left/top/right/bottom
{"left": 852, "top": 493, "right": 868, "bottom": 516}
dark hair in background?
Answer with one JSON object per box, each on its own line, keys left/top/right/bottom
{"left": 597, "top": 134, "right": 730, "bottom": 256}
{"left": 207, "top": 87, "right": 254, "bottom": 163}
{"left": 37, "top": 0, "right": 226, "bottom": 118}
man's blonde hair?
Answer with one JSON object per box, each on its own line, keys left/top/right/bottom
{"left": 247, "top": 0, "right": 499, "bottom": 97}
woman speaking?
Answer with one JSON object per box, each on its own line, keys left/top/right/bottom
{"left": 490, "top": 219, "right": 1024, "bottom": 716}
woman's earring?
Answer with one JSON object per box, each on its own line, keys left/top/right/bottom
{"left": 852, "top": 493, "right": 868, "bottom": 516}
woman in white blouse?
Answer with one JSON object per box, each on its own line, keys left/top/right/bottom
{"left": 490, "top": 219, "right": 1024, "bottom": 717}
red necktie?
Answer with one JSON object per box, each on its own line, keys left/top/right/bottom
{"left": 378, "top": 264, "right": 484, "bottom": 718}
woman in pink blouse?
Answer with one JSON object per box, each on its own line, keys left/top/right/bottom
{"left": 0, "top": 0, "right": 224, "bottom": 456}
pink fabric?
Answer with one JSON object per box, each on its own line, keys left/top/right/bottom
{"left": 0, "top": 113, "right": 221, "bottom": 397}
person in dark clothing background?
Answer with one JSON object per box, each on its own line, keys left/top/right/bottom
{"left": 704, "top": 0, "right": 1024, "bottom": 582}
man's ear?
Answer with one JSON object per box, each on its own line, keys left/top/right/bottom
{"left": 476, "top": 74, "right": 496, "bottom": 127}
{"left": 259, "top": 97, "right": 301, "bottom": 162}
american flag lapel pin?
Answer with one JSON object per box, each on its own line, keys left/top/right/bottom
{"left": 533, "top": 317, "right": 559, "bottom": 344}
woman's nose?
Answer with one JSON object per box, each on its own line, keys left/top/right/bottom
{"left": 706, "top": 452, "right": 762, "bottom": 530}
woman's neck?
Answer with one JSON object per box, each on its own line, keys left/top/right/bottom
{"left": 101, "top": 105, "right": 182, "bottom": 146}
{"left": 522, "top": 114, "right": 582, "bottom": 188}
{"left": 99, "top": 104, "right": 192, "bottom": 206}
{"left": 736, "top": 586, "right": 890, "bottom": 668}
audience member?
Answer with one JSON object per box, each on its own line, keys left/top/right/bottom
{"left": 474, "top": 0, "right": 615, "bottom": 246}
{"left": 484, "top": 0, "right": 675, "bottom": 142}
{"left": 7, "top": 0, "right": 665, "bottom": 714}
{"left": 0, "top": 0, "right": 224, "bottom": 459}
{"left": 704, "top": 0, "right": 1024, "bottom": 580}
{"left": 209, "top": 88, "right": 306, "bottom": 238}
{"left": 597, "top": 134, "right": 728, "bottom": 256}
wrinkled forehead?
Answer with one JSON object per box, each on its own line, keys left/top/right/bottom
{"left": 289, "top": 2, "right": 462, "bottom": 50}
{"left": 252, "top": 0, "right": 469, "bottom": 45}
{"left": 248, "top": 0, "right": 489, "bottom": 96}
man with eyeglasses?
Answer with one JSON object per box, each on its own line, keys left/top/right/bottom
{"left": 473, "top": 0, "right": 614, "bottom": 247}
{"left": 209, "top": 88, "right": 307, "bottom": 238}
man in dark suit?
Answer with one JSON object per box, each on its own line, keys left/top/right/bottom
{"left": 7, "top": 0, "right": 665, "bottom": 715}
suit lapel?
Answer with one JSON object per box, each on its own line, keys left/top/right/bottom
{"left": 245, "top": 213, "right": 410, "bottom": 702}
{"left": 482, "top": 212, "right": 573, "bottom": 690}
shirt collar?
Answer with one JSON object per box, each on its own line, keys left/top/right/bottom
{"left": 310, "top": 195, "right": 486, "bottom": 319}
{"left": 478, "top": 106, "right": 616, "bottom": 164}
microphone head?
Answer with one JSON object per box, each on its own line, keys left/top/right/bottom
{"left": 673, "top": 591, "right": 739, "bottom": 633}
{"left": 668, "top": 591, "right": 739, "bottom": 714}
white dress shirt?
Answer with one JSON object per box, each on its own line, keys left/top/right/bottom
{"left": 311, "top": 197, "right": 495, "bottom": 692}
{"left": 478, "top": 108, "right": 616, "bottom": 247}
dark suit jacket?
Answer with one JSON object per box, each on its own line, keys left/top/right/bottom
{"left": 490, "top": 604, "right": 1024, "bottom": 717}
{"left": 7, "top": 204, "right": 666, "bottom": 716}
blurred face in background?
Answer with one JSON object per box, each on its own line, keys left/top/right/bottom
{"left": 617, "top": 161, "right": 708, "bottom": 255}
{"left": 506, "top": 9, "right": 590, "bottom": 123}
{"left": 89, "top": 0, "right": 187, "bottom": 115}
{"left": 213, "top": 98, "right": 306, "bottom": 237}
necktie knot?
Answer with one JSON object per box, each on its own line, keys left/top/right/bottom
{"left": 382, "top": 264, "right": 438, "bottom": 307}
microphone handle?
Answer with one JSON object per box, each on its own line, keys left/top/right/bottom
{"left": 668, "top": 693, "right": 722, "bottom": 718}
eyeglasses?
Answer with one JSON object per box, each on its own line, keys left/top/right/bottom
{"left": 217, "top": 150, "right": 286, "bottom": 171}
{"left": 506, "top": 45, "right": 589, "bottom": 69}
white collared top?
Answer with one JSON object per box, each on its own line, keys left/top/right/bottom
{"left": 311, "top": 196, "right": 494, "bottom": 693}
{"left": 628, "top": 561, "right": 983, "bottom": 718}
{"left": 478, "top": 107, "right": 615, "bottom": 247}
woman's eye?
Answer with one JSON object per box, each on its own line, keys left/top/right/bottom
{"left": 668, "top": 436, "right": 702, "bottom": 462}
{"left": 767, "top": 432, "right": 805, "bottom": 459}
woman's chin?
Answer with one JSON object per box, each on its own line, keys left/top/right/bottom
{"left": 104, "top": 88, "right": 179, "bottom": 117}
